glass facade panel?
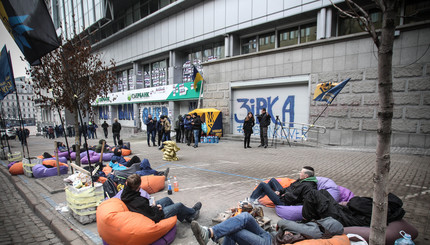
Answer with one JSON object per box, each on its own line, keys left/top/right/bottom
{"left": 214, "top": 43, "right": 225, "bottom": 59}
{"left": 241, "top": 36, "right": 257, "bottom": 54}
{"left": 300, "top": 23, "right": 316, "bottom": 43}
{"left": 404, "top": 0, "right": 430, "bottom": 24}
{"left": 259, "top": 32, "right": 275, "bottom": 51}
{"left": 279, "top": 28, "right": 299, "bottom": 47}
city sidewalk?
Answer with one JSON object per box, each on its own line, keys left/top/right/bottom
{"left": 1, "top": 134, "right": 429, "bottom": 244}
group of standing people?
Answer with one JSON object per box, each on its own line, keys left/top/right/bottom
{"left": 242, "top": 108, "right": 272, "bottom": 149}
{"left": 144, "top": 113, "right": 202, "bottom": 149}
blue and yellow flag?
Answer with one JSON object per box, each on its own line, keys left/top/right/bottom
{"left": 313, "top": 78, "right": 351, "bottom": 104}
{"left": 192, "top": 65, "right": 203, "bottom": 91}
{"left": 0, "top": 45, "right": 16, "bottom": 100}
{"left": 0, "top": 0, "right": 60, "bottom": 65}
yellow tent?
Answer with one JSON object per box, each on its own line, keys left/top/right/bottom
{"left": 189, "top": 108, "right": 223, "bottom": 137}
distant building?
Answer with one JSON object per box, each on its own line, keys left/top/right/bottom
{"left": 0, "top": 77, "right": 37, "bottom": 127}
{"left": 49, "top": 0, "right": 430, "bottom": 147}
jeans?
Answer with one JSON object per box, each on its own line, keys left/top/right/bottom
{"left": 162, "top": 131, "right": 171, "bottom": 142}
{"left": 260, "top": 127, "right": 268, "bottom": 146}
{"left": 113, "top": 132, "right": 120, "bottom": 146}
{"left": 156, "top": 197, "right": 195, "bottom": 222}
{"left": 250, "top": 178, "right": 284, "bottom": 205}
{"left": 147, "top": 131, "right": 155, "bottom": 145}
{"left": 193, "top": 129, "right": 200, "bottom": 147}
{"left": 212, "top": 212, "right": 271, "bottom": 245}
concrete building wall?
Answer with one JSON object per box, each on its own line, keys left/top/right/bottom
{"left": 202, "top": 26, "right": 430, "bottom": 148}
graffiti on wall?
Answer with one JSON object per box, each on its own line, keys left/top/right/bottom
{"left": 98, "top": 106, "right": 109, "bottom": 120}
{"left": 118, "top": 104, "right": 134, "bottom": 120}
{"left": 141, "top": 106, "right": 169, "bottom": 122}
{"left": 233, "top": 94, "right": 308, "bottom": 141}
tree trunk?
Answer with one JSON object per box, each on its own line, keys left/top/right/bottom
{"left": 74, "top": 111, "right": 81, "bottom": 166}
{"left": 369, "top": 1, "right": 398, "bottom": 244}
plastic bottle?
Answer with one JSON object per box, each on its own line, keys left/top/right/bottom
{"left": 394, "top": 231, "right": 415, "bottom": 245}
{"left": 208, "top": 135, "right": 212, "bottom": 143}
{"left": 167, "top": 178, "right": 173, "bottom": 195}
{"left": 215, "top": 136, "right": 219, "bottom": 143}
{"left": 173, "top": 176, "right": 179, "bottom": 192}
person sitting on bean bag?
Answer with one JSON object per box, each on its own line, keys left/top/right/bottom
{"left": 191, "top": 212, "right": 344, "bottom": 245}
{"left": 111, "top": 148, "right": 128, "bottom": 165}
{"left": 117, "top": 139, "right": 129, "bottom": 150}
{"left": 121, "top": 174, "right": 202, "bottom": 223}
{"left": 249, "top": 166, "right": 317, "bottom": 206}
{"left": 95, "top": 139, "right": 111, "bottom": 153}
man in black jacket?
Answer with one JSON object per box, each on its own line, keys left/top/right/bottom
{"left": 144, "top": 114, "right": 156, "bottom": 147}
{"left": 112, "top": 118, "right": 121, "bottom": 146}
{"left": 191, "top": 113, "right": 201, "bottom": 148}
{"left": 101, "top": 121, "right": 109, "bottom": 138}
{"left": 256, "top": 108, "right": 271, "bottom": 148}
{"left": 250, "top": 166, "right": 317, "bottom": 206}
{"left": 121, "top": 174, "right": 202, "bottom": 223}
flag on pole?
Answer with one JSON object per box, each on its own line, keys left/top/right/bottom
{"left": 0, "top": 45, "right": 16, "bottom": 100}
{"left": 192, "top": 65, "right": 203, "bottom": 91}
{"left": 313, "top": 78, "right": 351, "bottom": 104}
{"left": 0, "top": 0, "right": 61, "bottom": 66}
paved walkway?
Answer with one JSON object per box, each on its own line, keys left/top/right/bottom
{"left": 1, "top": 135, "right": 429, "bottom": 244}
{"left": 0, "top": 167, "right": 62, "bottom": 245}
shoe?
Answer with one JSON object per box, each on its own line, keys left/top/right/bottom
{"left": 192, "top": 201, "right": 202, "bottom": 211}
{"left": 258, "top": 144, "right": 263, "bottom": 147}
{"left": 191, "top": 221, "right": 210, "bottom": 245}
{"left": 187, "top": 143, "right": 190, "bottom": 146}
{"left": 264, "top": 145, "right": 268, "bottom": 148}
{"left": 153, "top": 143, "right": 156, "bottom": 146}
{"left": 247, "top": 146, "right": 252, "bottom": 148}
{"left": 164, "top": 167, "right": 170, "bottom": 178}
{"left": 148, "top": 144, "right": 151, "bottom": 147}
{"left": 186, "top": 210, "right": 200, "bottom": 222}
{"left": 244, "top": 146, "right": 247, "bottom": 149}
{"left": 193, "top": 145, "right": 198, "bottom": 148}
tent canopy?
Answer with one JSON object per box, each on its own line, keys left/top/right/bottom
{"left": 188, "top": 108, "right": 223, "bottom": 137}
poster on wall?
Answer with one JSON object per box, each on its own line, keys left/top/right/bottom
{"left": 232, "top": 84, "right": 309, "bottom": 141}
{"left": 144, "top": 72, "right": 151, "bottom": 88}
{"left": 140, "top": 104, "right": 169, "bottom": 130}
{"left": 137, "top": 70, "right": 143, "bottom": 87}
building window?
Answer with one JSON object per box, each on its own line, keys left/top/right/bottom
{"left": 300, "top": 23, "right": 317, "bottom": 43}
{"left": 241, "top": 36, "right": 257, "bottom": 54}
{"left": 141, "top": 59, "right": 168, "bottom": 88}
{"left": 279, "top": 28, "right": 299, "bottom": 47}
{"left": 259, "top": 32, "right": 276, "bottom": 51}
{"left": 404, "top": 0, "right": 430, "bottom": 24}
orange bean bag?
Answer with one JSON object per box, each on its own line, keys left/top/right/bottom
{"left": 258, "top": 178, "right": 296, "bottom": 208}
{"left": 124, "top": 157, "right": 131, "bottom": 162}
{"left": 97, "top": 198, "right": 176, "bottom": 245}
{"left": 9, "top": 162, "right": 24, "bottom": 175}
{"left": 42, "top": 159, "right": 68, "bottom": 167}
{"left": 103, "top": 165, "right": 112, "bottom": 176}
{"left": 37, "top": 155, "right": 43, "bottom": 159}
{"left": 283, "top": 234, "right": 350, "bottom": 244}
{"left": 111, "top": 147, "right": 132, "bottom": 156}
{"left": 140, "top": 175, "right": 165, "bottom": 194}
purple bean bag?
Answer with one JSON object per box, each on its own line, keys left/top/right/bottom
{"left": 81, "top": 154, "right": 100, "bottom": 164}
{"left": 43, "top": 157, "right": 67, "bottom": 164}
{"left": 70, "top": 152, "right": 77, "bottom": 160}
{"left": 102, "top": 153, "right": 114, "bottom": 162}
{"left": 275, "top": 177, "right": 341, "bottom": 221}
{"left": 8, "top": 161, "right": 18, "bottom": 169}
{"left": 32, "top": 164, "right": 68, "bottom": 178}
{"left": 56, "top": 151, "right": 71, "bottom": 158}
{"left": 344, "top": 219, "right": 418, "bottom": 245}
{"left": 80, "top": 150, "right": 95, "bottom": 159}
{"left": 338, "top": 186, "right": 355, "bottom": 202}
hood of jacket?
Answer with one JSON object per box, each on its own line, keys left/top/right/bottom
{"left": 300, "top": 176, "right": 318, "bottom": 183}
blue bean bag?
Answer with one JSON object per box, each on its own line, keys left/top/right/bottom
{"left": 32, "top": 163, "right": 68, "bottom": 178}
{"left": 275, "top": 177, "right": 342, "bottom": 221}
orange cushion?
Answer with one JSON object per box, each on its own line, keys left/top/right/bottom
{"left": 97, "top": 198, "right": 176, "bottom": 245}
{"left": 9, "top": 162, "right": 24, "bottom": 175}
{"left": 258, "top": 178, "right": 296, "bottom": 208}
{"left": 103, "top": 165, "right": 112, "bottom": 176}
{"left": 37, "top": 155, "right": 43, "bottom": 159}
{"left": 97, "top": 177, "right": 107, "bottom": 184}
{"left": 42, "top": 159, "right": 67, "bottom": 167}
{"left": 122, "top": 149, "right": 131, "bottom": 156}
{"left": 124, "top": 157, "right": 131, "bottom": 162}
{"left": 283, "top": 234, "right": 350, "bottom": 245}
{"left": 140, "top": 175, "right": 165, "bottom": 194}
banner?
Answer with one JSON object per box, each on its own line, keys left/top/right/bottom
{"left": 0, "top": 45, "right": 16, "bottom": 100}
{"left": 0, "top": 0, "right": 61, "bottom": 65}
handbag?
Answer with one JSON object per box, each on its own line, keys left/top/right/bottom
{"left": 275, "top": 230, "right": 306, "bottom": 244}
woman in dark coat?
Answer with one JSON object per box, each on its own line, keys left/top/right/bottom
{"left": 242, "top": 112, "right": 255, "bottom": 149}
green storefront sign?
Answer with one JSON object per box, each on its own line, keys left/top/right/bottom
{"left": 166, "top": 82, "right": 200, "bottom": 101}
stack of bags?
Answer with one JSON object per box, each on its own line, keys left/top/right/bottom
{"left": 161, "top": 141, "right": 180, "bottom": 161}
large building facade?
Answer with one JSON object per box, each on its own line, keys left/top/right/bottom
{"left": 52, "top": 0, "right": 430, "bottom": 147}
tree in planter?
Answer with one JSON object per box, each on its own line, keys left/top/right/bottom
{"left": 330, "top": 0, "right": 399, "bottom": 244}
{"left": 29, "top": 37, "right": 116, "bottom": 165}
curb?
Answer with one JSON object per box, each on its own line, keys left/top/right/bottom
{"left": 0, "top": 162, "right": 96, "bottom": 245}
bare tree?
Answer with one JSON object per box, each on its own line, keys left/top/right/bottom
{"left": 29, "top": 37, "right": 116, "bottom": 165}
{"left": 330, "top": 0, "right": 399, "bottom": 244}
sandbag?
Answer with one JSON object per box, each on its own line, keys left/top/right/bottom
{"left": 344, "top": 219, "right": 418, "bottom": 245}
{"left": 32, "top": 164, "right": 68, "bottom": 178}
{"left": 9, "top": 162, "right": 24, "bottom": 175}
{"left": 140, "top": 175, "right": 165, "bottom": 194}
{"left": 97, "top": 198, "right": 177, "bottom": 245}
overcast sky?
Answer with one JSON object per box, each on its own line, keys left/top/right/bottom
{"left": 0, "top": 23, "right": 29, "bottom": 78}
